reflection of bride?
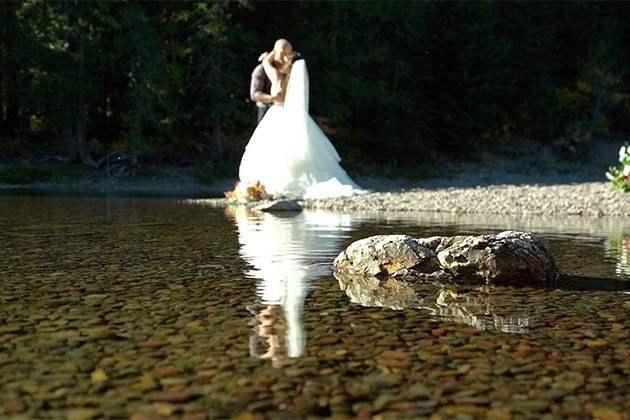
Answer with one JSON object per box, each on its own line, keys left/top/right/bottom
{"left": 238, "top": 54, "right": 366, "bottom": 199}
{"left": 228, "top": 206, "right": 355, "bottom": 364}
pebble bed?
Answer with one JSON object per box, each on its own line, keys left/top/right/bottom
{"left": 2, "top": 197, "right": 630, "bottom": 419}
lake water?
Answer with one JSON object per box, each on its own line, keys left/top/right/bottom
{"left": 1, "top": 196, "right": 630, "bottom": 418}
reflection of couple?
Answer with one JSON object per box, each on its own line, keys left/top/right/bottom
{"left": 228, "top": 206, "right": 354, "bottom": 365}
{"left": 248, "top": 304, "right": 289, "bottom": 367}
{"left": 240, "top": 39, "right": 365, "bottom": 199}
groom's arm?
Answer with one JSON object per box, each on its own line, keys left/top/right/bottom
{"left": 250, "top": 65, "right": 281, "bottom": 104}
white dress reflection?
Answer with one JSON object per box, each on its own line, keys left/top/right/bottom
{"left": 227, "top": 206, "right": 355, "bottom": 364}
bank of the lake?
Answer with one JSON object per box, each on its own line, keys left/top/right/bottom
{"left": 208, "top": 140, "right": 630, "bottom": 217}
{"left": 3, "top": 139, "right": 628, "bottom": 214}
{"left": 0, "top": 164, "right": 234, "bottom": 198}
{"left": 301, "top": 181, "right": 630, "bottom": 217}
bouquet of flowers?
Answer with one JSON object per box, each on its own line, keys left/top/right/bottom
{"left": 224, "top": 180, "right": 271, "bottom": 203}
{"left": 605, "top": 143, "right": 630, "bottom": 192}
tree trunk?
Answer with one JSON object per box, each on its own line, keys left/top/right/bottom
{"left": 213, "top": 110, "right": 222, "bottom": 157}
{"left": 0, "top": 2, "right": 8, "bottom": 128}
{"left": 63, "top": 113, "right": 95, "bottom": 166}
{"left": 0, "top": 2, "right": 19, "bottom": 133}
{"left": 210, "top": 24, "right": 223, "bottom": 159}
{"left": 330, "top": 3, "right": 338, "bottom": 67}
{"left": 4, "top": 82, "right": 19, "bottom": 133}
{"left": 66, "top": 31, "right": 95, "bottom": 166}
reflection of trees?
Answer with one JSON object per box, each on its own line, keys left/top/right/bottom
{"left": 336, "top": 273, "right": 530, "bottom": 334}
{"left": 606, "top": 233, "right": 630, "bottom": 276}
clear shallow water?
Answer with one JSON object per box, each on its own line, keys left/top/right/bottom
{"left": 1, "top": 197, "right": 630, "bottom": 418}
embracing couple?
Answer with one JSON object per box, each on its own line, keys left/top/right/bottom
{"left": 238, "top": 39, "right": 365, "bottom": 200}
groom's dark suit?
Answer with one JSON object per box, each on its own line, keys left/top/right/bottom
{"left": 250, "top": 64, "right": 272, "bottom": 124}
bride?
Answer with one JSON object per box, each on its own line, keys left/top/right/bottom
{"left": 238, "top": 40, "right": 366, "bottom": 199}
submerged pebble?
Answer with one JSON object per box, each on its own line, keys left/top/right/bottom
{"left": 1, "top": 197, "right": 629, "bottom": 418}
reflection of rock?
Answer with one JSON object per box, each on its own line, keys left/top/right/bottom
{"left": 336, "top": 273, "right": 421, "bottom": 310}
{"left": 433, "top": 287, "right": 530, "bottom": 334}
{"left": 334, "top": 231, "right": 558, "bottom": 285}
{"left": 335, "top": 273, "right": 530, "bottom": 333}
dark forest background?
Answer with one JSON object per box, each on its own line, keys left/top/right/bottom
{"left": 1, "top": 1, "right": 629, "bottom": 181}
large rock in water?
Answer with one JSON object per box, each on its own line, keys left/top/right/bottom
{"left": 333, "top": 231, "right": 558, "bottom": 285}
{"left": 333, "top": 235, "right": 441, "bottom": 277}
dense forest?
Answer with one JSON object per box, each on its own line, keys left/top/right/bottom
{"left": 1, "top": 1, "right": 629, "bottom": 178}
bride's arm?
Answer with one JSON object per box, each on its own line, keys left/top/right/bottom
{"left": 262, "top": 52, "right": 281, "bottom": 86}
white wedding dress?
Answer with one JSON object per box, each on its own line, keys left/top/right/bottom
{"left": 239, "top": 60, "right": 366, "bottom": 199}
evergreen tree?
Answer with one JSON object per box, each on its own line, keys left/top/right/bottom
{"left": 1, "top": 1, "right": 629, "bottom": 169}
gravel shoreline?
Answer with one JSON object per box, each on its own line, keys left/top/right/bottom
{"left": 3, "top": 139, "right": 629, "bottom": 217}
{"left": 201, "top": 181, "right": 629, "bottom": 218}
{"left": 300, "top": 181, "right": 630, "bottom": 217}
{"left": 201, "top": 140, "right": 630, "bottom": 218}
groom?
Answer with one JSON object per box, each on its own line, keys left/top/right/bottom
{"left": 249, "top": 39, "right": 293, "bottom": 123}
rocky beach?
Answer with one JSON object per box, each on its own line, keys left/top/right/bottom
{"left": 301, "top": 181, "right": 629, "bottom": 217}
{"left": 3, "top": 140, "right": 629, "bottom": 218}
{"left": 203, "top": 140, "right": 630, "bottom": 217}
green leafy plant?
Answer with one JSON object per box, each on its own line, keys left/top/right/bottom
{"left": 605, "top": 143, "right": 630, "bottom": 192}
